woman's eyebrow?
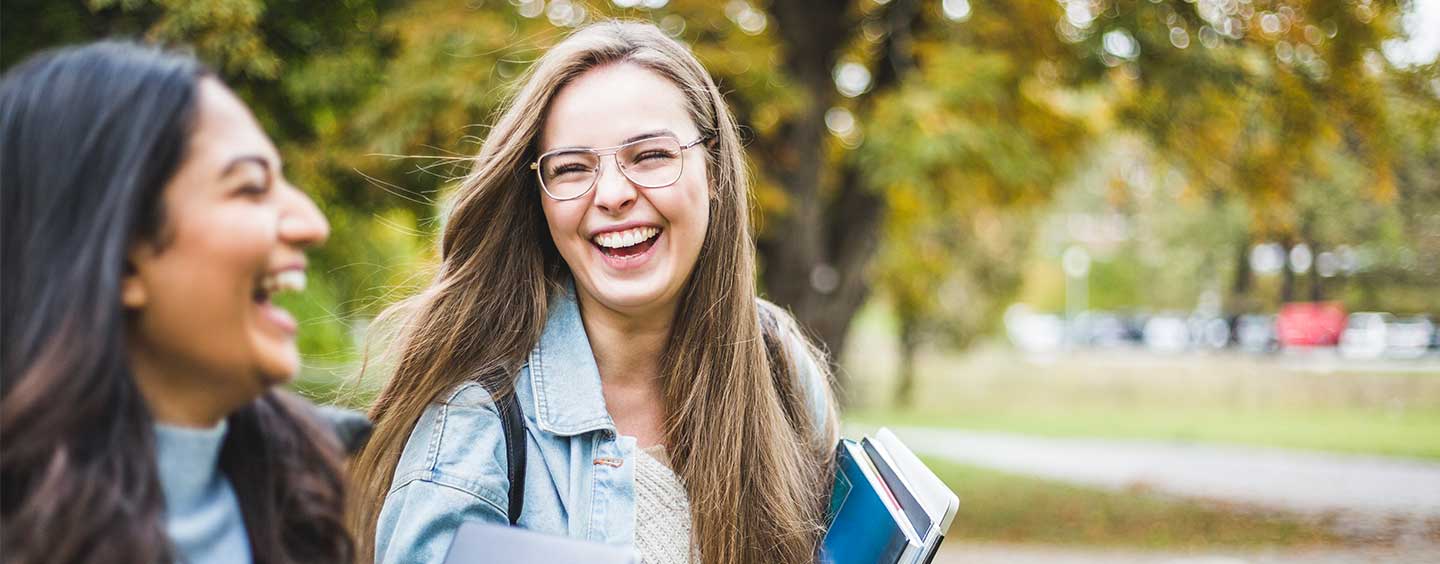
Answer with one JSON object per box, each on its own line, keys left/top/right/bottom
{"left": 545, "top": 129, "right": 678, "bottom": 152}
{"left": 621, "top": 129, "right": 675, "bottom": 144}
{"left": 219, "top": 155, "right": 273, "bottom": 182}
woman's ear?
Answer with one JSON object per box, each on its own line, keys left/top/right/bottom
{"left": 121, "top": 246, "right": 152, "bottom": 309}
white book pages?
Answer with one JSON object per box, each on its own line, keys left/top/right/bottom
{"left": 876, "top": 428, "right": 960, "bottom": 534}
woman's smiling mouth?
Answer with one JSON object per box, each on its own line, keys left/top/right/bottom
{"left": 590, "top": 225, "right": 663, "bottom": 269}
{"left": 253, "top": 269, "right": 306, "bottom": 334}
{"left": 592, "top": 225, "right": 661, "bottom": 258}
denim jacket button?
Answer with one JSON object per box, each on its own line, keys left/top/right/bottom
{"left": 593, "top": 457, "right": 624, "bottom": 468}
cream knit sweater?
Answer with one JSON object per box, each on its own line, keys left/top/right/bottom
{"left": 634, "top": 445, "right": 697, "bottom": 564}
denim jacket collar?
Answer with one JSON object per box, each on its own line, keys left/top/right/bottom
{"left": 526, "top": 282, "right": 617, "bottom": 437}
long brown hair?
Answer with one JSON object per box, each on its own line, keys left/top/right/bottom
{"left": 349, "top": 21, "right": 837, "bottom": 563}
{"left": 0, "top": 42, "right": 353, "bottom": 564}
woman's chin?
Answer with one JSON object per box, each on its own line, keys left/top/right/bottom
{"left": 580, "top": 277, "right": 681, "bottom": 315}
{"left": 254, "top": 348, "right": 301, "bottom": 387}
{"left": 247, "top": 293, "right": 301, "bottom": 378}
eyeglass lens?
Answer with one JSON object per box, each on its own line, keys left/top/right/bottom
{"left": 539, "top": 136, "right": 685, "bottom": 199}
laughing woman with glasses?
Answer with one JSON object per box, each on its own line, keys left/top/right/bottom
{"left": 348, "top": 21, "right": 838, "bottom": 564}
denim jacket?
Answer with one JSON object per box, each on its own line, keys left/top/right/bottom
{"left": 374, "top": 286, "right": 834, "bottom": 563}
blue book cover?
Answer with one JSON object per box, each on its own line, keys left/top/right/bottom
{"left": 820, "top": 439, "right": 914, "bottom": 564}
{"left": 863, "top": 437, "right": 933, "bottom": 539}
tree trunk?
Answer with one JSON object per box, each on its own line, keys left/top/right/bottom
{"left": 1230, "top": 238, "right": 1253, "bottom": 312}
{"left": 760, "top": 0, "right": 921, "bottom": 394}
{"left": 893, "top": 303, "right": 921, "bottom": 409}
{"left": 1301, "top": 217, "right": 1322, "bottom": 302}
{"left": 761, "top": 0, "right": 853, "bottom": 357}
{"left": 1280, "top": 245, "right": 1297, "bottom": 303}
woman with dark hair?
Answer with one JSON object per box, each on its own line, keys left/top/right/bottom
{"left": 1, "top": 42, "right": 353, "bottom": 563}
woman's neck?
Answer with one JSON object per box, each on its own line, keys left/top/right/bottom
{"left": 574, "top": 291, "right": 673, "bottom": 387}
{"left": 128, "top": 343, "right": 241, "bottom": 428}
{"left": 575, "top": 289, "right": 673, "bottom": 447}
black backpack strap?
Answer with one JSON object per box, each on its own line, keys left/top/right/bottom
{"left": 482, "top": 379, "right": 527, "bottom": 526}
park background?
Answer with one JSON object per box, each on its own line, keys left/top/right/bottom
{"left": 4, "top": 0, "right": 1439, "bottom": 561}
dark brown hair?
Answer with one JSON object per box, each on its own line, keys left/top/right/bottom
{"left": 0, "top": 41, "right": 352, "bottom": 564}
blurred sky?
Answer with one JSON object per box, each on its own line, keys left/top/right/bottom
{"left": 1386, "top": 0, "right": 1440, "bottom": 65}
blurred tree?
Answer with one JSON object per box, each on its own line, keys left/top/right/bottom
{"left": 1000, "top": 0, "right": 1436, "bottom": 319}
{"left": 1, "top": 0, "right": 410, "bottom": 360}
{"left": 749, "top": 0, "right": 1427, "bottom": 389}
{"left": 1072, "top": 0, "right": 1423, "bottom": 309}
{"left": 859, "top": 37, "right": 1086, "bottom": 406}
{"left": 752, "top": 0, "right": 1083, "bottom": 366}
{"left": 5, "top": 0, "right": 1430, "bottom": 382}
{"left": 1340, "top": 77, "right": 1440, "bottom": 312}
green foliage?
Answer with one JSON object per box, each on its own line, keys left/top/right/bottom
{"left": 90, "top": 0, "right": 280, "bottom": 77}
{"left": 1008, "top": 1, "right": 1438, "bottom": 315}
{"left": 861, "top": 19, "right": 1088, "bottom": 355}
{"left": 3, "top": 0, "right": 1433, "bottom": 365}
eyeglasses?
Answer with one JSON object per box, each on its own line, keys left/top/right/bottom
{"left": 530, "top": 134, "right": 708, "bottom": 201}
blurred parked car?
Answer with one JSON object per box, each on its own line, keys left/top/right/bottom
{"left": 1143, "top": 315, "right": 1189, "bottom": 354}
{"left": 1275, "top": 302, "right": 1346, "bottom": 348}
{"left": 1004, "top": 304, "right": 1065, "bottom": 354}
{"left": 1234, "top": 314, "right": 1279, "bottom": 354}
{"left": 1386, "top": 316, "right": 1435, "bottom": 360}
{"left": 1339, "top": 312, "right": 1391, "bottom": 359}
{"left": 1121, "top": 314, "right": 1148, "bottom": 344}
{"left": 1188, "top": 315, "right": 1231, "bottom": 351}
{"left": 1070, "top": 312, "right": 1134, "bottom": 349}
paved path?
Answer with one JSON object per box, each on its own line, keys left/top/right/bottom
{"left": 888, "top": 426, "right": 1440, "bottom": 537}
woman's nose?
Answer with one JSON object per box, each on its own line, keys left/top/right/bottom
{"left": 591, "top": 157, "right": 637, "bottom": 215}
{"left": 278, "top": 183, "right": 330, "bottom": 247}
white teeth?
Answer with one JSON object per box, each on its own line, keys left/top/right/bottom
{"left": 260, "top": 270, "right": 306, "bottom": 297}
{"left": 592, "top": 226, "right": 659, "bottom": 249}
{"left": 276, "top": 270, "right": 306, "bottom": 293}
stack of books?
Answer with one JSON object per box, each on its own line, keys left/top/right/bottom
{"left": 821, "top": 427, "right": 960, "bottom": 564}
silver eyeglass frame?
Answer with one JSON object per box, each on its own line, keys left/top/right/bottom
{"left": 529, "top": 134, "right": 709, "bottom": 201}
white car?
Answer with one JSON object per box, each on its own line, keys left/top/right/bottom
{"left": 1005, "top": 304, "right": 1065, "bottom": 354}
{"left": 1386, "top": 316, "right": 1435, "bottom": 360}
{"left": 1235, "top": 314, "right": 1277, "bottom": 354}
{"left": 1188, "top": 316, "right": 1231, "bottom": 351}
{"left": 1340, "top": 312, "right": 1392, "bottom": 360}
{"left": 1143, "top": 315, "right": 1189, "bottom": 354}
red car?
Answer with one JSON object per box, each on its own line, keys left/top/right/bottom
{"left": 1276, "top": 302, "right": 1347, "bottom": 347}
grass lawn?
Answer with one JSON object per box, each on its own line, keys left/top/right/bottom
{"left": 925, "top": 456, "right": 1344, "bottom": 549}
{"left": 847, "top": 406, "right": 1440, "bottom": 460}
{"left": 840, "top": 300, "right": 1440, "bottom": 461}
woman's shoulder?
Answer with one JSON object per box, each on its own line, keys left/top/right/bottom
{"left": 756, "top": 298, "right": 838, "bottom": 444}
{"left": 390, "top": 381, "right": 510, "bottom": 495}
{"left": 376, "top": 381, "right": 517, "bottom": 563}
